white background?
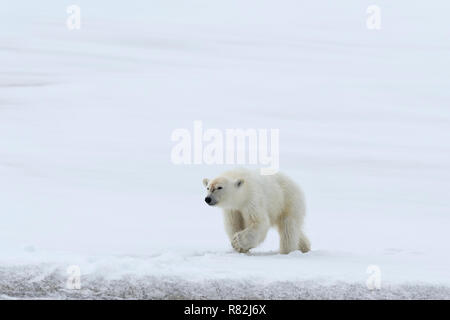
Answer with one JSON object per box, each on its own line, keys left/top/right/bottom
{"left": 0, "top": 1, "right": 449, "bottom": 298}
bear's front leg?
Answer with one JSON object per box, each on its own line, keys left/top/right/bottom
{"left": 232, "top": 221, "right": 270, "bottom": 253}
{"left": 223, "top": 209, "right": 244, "bottom": 242}
{"left": 231, "top": 230, "right": 253, "bottom": 253}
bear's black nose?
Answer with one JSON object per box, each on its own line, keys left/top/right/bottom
{"left": 205, "top": 197, "right": 211, "bottom": 204}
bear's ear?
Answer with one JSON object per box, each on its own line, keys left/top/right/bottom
{"left": 202, "top": 178, "right": 209, "bottom": 187}
{"left": 235, "top": 179, "right": 244, "bottom": 188}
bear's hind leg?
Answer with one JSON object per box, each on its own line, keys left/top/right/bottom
{"left": 298, "top": 230, "right": 311, "bottom": 253}
{"left": 277, "top": 215, "right": 301, "bottom": 254}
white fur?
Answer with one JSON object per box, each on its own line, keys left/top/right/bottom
{"left": 203, "top": 168, "right": 310, "bottom": 254}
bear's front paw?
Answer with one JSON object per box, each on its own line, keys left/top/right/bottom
{"left": 232, "top": 231, "right": 251, "bottom": 253}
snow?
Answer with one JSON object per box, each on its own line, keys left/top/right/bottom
{"left": 1, "top": 1, "right": 449, "bottom": 299}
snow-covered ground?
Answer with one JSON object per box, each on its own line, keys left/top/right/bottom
{"left": 1, "top": 1, "right": 449, "bottom": 299}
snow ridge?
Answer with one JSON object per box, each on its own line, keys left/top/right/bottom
{"left": 1, "top": 265, "right": 449, "bottom": 300}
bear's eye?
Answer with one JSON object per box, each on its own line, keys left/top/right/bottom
{"left": 207, "top": 188, "right": 209, "bottom": 190}
{"left": 217, "top": 187, "right": 222, "bottom": 190}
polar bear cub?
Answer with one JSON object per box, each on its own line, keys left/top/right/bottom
{"left": 203, "top": 168, "right": 310, "bottom": 254}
